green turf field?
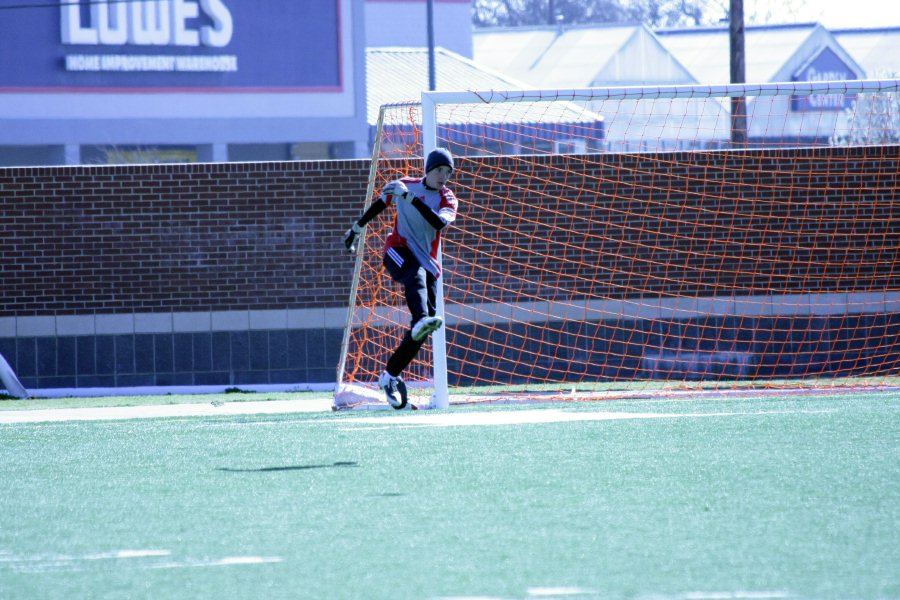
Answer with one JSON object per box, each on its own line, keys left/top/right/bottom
{"left": 1, "top": 390, "right": 898, "bottom": 599}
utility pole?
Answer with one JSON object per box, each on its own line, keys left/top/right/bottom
{"left": 427, "top": 0, "right": 435, "bottom": 91}
{"left": 548, "top": 0, "right": 555, "bottom": 24}
{"left": 730, "top": 0, "right": 748, "bottom": 146}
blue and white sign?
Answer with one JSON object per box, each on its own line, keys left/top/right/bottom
{"left": 0, "top": 0, "right": 342, "bottom": 90}
{"left": 791, "top": 47, "right": 857, "bottom": 112}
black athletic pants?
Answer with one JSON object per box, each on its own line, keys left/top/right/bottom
{"left": 383, "top": 247, "right": 437, "bottom": 377}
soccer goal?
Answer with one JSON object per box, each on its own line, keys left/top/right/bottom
{"left": 334, "top": 79, "right": 900, "bottom": 410}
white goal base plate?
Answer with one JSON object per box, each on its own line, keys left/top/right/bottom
{"left": 333, "top": 382, "right": 436, "bottom": 411}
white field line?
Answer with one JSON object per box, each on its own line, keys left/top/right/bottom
{"left": 0, "top": 549, "right": 170, "bottom": 563}
{"left": 527, "top": 586, "right": 598, "bottom": 596}
{"left": 340, "top": 408, "right": 832, "bottom": 428}
{"left": 677, "top": 593, "right": 792, "bottom": 600}
{"left": 0, "top": 398, "right": 333, "bottom": 424}
{"left": 0, "top": 549, "right": 282, "bottom": 572}
{"left": 146, "top": 555, "right": 283, "bottom": 569}
{"left": 1, "top": 396, "right": 833, "bottom": 426}
{"left": 436, "top": 588, "right": 791, "bottom": 600}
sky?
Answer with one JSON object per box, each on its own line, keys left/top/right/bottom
{"left": 743, "top": 0, "right": 900, "bottom": 29}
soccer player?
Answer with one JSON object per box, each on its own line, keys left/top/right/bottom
{"left": 343, "top": 148, "right": 459, "bottom": 409}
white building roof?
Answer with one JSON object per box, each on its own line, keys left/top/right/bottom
{"left": 833, "top": 27, "right": 900, "bottom": 76}
{"left": 655, "top": 23, "right": 865, "bottom": 84}
{"left": 473, "top": 23, "right": 695, "bottom": 88}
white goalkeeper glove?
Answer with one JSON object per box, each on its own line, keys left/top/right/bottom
{"left": 382, "top": 180, "right": 413, "bottom": 203}
{"left": 343, "top": 222, "right": 362, "bottom": 254}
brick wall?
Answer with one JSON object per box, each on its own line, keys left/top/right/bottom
{"left": 0, "top": 160, "right": 369, "bottom": 316}
{"left": 0, "top": 145, "right": 896, "bottom": 390}
{"left": 2, "top": 146, "right": 897, "bottom": 317}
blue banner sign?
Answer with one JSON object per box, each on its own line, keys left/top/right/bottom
{"left": 791, "top": 47, "right": 857, "bottom": 112}
{"left": 0, "top": 0, "right": 342, "bottom": 90}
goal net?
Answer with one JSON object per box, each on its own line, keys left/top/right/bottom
{"left": 335, "top": 79, "right": 900, "bottom": 410}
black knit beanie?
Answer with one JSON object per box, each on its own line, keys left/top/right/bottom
{"left": 425, "top": 147, "right": 454, "bottom": 174}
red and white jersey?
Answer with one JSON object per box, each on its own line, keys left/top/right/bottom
{"left": 384, "top": 176, "right": 458, "bottom": 278}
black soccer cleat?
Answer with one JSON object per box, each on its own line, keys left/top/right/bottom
{"left": 378, "top": 371, "right": 408, "bottom": 410}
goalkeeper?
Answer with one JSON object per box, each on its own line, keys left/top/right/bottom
{"left": 343, "top": 148, "right": 459, "bottom": 409}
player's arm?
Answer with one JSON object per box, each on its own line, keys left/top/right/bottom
{"left": 408, "top": 197, "right": 447, "bottom": 230}
{"left": 411, "top": 187, "right": 457, "bottom": 231}
{"left": 384, "top": 180, "right": 447, "bottom": 230}
{"left": 343, "top": 180, "right": 411, "bottom": 253}
{"left": 342, "top": 198, "right": 386, "bottom": 254}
